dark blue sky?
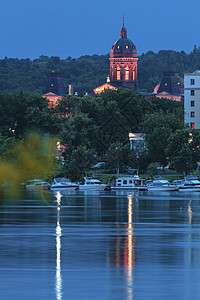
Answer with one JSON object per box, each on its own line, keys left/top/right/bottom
{"left": 1, "top": 0, "right": 199, "bottom": 60}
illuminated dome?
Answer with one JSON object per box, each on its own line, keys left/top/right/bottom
{"left": 109, "top": 21, "right": 138, "bottom": 89}
{"left": 110, "top": 23, "right": 137, "bottom": 57}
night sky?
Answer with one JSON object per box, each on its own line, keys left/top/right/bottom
{"left": 1, "top": 0, "right": 199, "bottom": 59}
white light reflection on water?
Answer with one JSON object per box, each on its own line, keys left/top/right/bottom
{"left": 126, "top": 194, "right": 135, "bottom": 300}
{"left": 55, "top": 191, "right": 62, "bottom": 300}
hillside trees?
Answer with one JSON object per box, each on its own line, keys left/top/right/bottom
{"left": 1, "top": 47, "right": 200, "bottom": 95}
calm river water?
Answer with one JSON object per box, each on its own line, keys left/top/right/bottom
{"left": 1, "top": 188, "right": 200, "bottom": 300}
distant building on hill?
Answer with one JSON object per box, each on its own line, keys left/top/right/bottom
{"left": 42, "top": 72, "right": 66, "bottom": 108}
{"left": 184, "top": 70, "right": 200, "bottom": 129}
{"left": 94, "top": 20, "right": 138, "bottom": 94}
{"left": 154, "top": 72, "right": 183, "bottom": 101}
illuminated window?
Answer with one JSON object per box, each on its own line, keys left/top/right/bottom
{"left": 191, "top": 100, "right": 195, "bottom": 107}
{"left": 191, "top": 79, "right": 195, "bottom": 85}
{"left": 191, "top": 123, "right": 195, "bottom": 128}
{"left": 60, "top": 84, "right": 62, "bottom": 87}
{"left": 117, "top": 45, "right": 120, "bottom": 49}
{"left": 117, "top": 70, "right": 121, "bottom": 80}
{"left": 191, "top": 111, "right": 195, "bottom": 118}
{"left": 51, "top": 84, "right": 54, "bottom": 87}
{"left": 125, "top": 70, "right": 129, "bottom": 80}
{"left": 191, "top": 90, "right": 195, "bottom": 96}
{"left": 165, "top": 83, "right": 167, "bottom": 86}
{"left": 126, "top": 45, "right": 129, "bottom": 49}
{"left": 133, "top": 69, "right": 135, "bottom": 81}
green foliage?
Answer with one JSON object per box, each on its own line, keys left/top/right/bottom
{"left": 0, "top": 90, "right": 60, "bottom": 138}
{"left": 140, "top": 105, "right": 184, "bottom": 167}
{"left": 1, "top": 48, "right": 200, "bottom": 94}
{"left": 146, "top": 162, "right": 161, "bottom": 177}
{"left": 64, "top": 145, "right": 96, "bottom": 181}
{"left": 105, "top": 142, "right": 130, "bottom": 174}
{"left": 166, "top": 129, "right": 200, "bottom": 174}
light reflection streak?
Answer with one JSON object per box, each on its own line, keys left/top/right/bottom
{"left": 126, "top": 194, "right": 135, "bottom": 300}
{"left": 188, "top": 200, "right": 192, "bottom": 225}
{"left": 55, "top": 191, "right": 62, "bottom": 300}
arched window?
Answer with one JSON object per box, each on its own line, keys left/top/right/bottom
{"left": 117, "top": 67, "right": 121, "bottom": 81}
{"left": 133, "top": 69, "right": 136, "bottom": 81}
{"left": 125, "top": 68, "right": 129, "bottom": 80}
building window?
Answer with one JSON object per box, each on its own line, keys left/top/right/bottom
{"left": 126, "top": 45, "right": 129, "bottom": 49}
{"left": 117, "top": 45, "right": 120, "bottom": 49}
{"left": 191, "top": 90, "right": 195, "bottom": 96}
{"left": 133, "top": 69, "right": 135, "bottom": 81}
{"left": 191, "top": 101, "right": 195, "bottom": 107}
{"left": 191, "top": 111, "right": 195, "bottom": 118}
{"left": 125, "top": 70, "right": 129, "bottom": 80}
{"left": 165, "top": 83, "right": 167, "bottom": 86}
{"left": 117, "top": 70, "right": 121, "bottom": 81}
{"left": 191, "top": 79, "right": 195, "bottom": 85}
{"left": 191, "top": 123, "right": 195, "bottom": 128}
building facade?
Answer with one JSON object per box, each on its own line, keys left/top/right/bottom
{"left": 94, "top": 21, "right": 138, "bottom": 94}
{"left": 42, "top": 73, "right": 66, "bottom": 108}
{"left": 109, "top": 21, "right": 138, "bottom": 89}
{"left": 155, "top": 72, "right": 183, "bottom": 101}
{"left": 184, "top": 71, "right": 200, "bottom": 129}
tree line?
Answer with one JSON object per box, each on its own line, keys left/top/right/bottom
{"left": 0, "top": 89, "right": 199, "bottom": 182}
{"left": 1, "top": 46, "right": 200, "bottom": 95}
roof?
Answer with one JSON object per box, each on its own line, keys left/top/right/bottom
{"left": 93, "top": 83, "right": 118, "bottom": 94}
{"left": 110, "top": 24, "right": 137, "bottom": 57}
{"left": 157, "top": 72, "right": 181, "bottom": 95}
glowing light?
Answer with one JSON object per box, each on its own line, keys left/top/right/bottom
{"left": 126, "top": 195, "right": 135, "bottom": 300}
{"left": 117, "top": 70, "right": 121, "bottom": 81}
{"left": 125, "top": 69, "right": 129, "bottom": 80}
{"left": 55, "top": 191, "right": 62, "bottom": 300}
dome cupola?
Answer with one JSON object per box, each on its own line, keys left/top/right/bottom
{"left": 109, "top": 20, "right": 138, "bottom": 89}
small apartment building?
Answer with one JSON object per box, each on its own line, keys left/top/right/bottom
{"left": 184, "top": 71, "right": 200, "bottom": 129}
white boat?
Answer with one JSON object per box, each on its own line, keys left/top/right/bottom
{"left": 111, "top": 175, "right": 148, "bottom": 191}
{"left": 25, "top": 179, "right": 51, "bottom": 190}
{"left": 147, "top": 176, "right": 178, "bottom": 191}
{"left": 51, "top": 177, "right": 78, "bottom": 191}
{"left": 78, "top": 177, "right": 109, "bottom": 191}
{"left": 178, "top": 175, "right": 200, "bottom": 192}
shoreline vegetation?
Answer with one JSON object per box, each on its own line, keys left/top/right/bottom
{"left": 1, "top": 49, "right": 200, "bottom": 186}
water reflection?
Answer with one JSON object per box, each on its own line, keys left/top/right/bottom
{"left": 126, "top": 194, "right": 135, "bottom": 300}
{"left": 55, "top": 191, "right": 62, "bottom": 300}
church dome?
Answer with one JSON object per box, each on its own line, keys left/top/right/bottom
{"left": 110, "top": 23, "right": 137, "bottom": 57}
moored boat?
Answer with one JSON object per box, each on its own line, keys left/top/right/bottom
{"left": 25, "top": 179, "right": 51, "bottom": 190}
{"left": 78, "top": 177, "right": 109, "bottom": 191}
{"left": 178, "top": 175, "right": 200, "bottom": 192}
{"left": 51, "top": 177, "right": 78, "bottom": 191}
{"left": 147, "top": 176, "right": 178, "bottom": 191}
{"left": 111, "top": 175, "right": 148, "bottom": 191}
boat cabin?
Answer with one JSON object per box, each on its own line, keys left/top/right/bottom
{"left": 114, "top": 176, "right": 144, "bottom": 187}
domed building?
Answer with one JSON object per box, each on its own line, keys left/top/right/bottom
{"left": 110, "top": 21, "right": 138, "bottom": 89}
{"left": 94, "top": 21, "right": 138, "bottom": 94}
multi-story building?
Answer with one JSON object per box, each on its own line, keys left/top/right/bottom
{"left": 184, "top": 71, "right": 200, "bottom": 129}
{"left": 94, "top": 20, "right": 138, "bottom": 94}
